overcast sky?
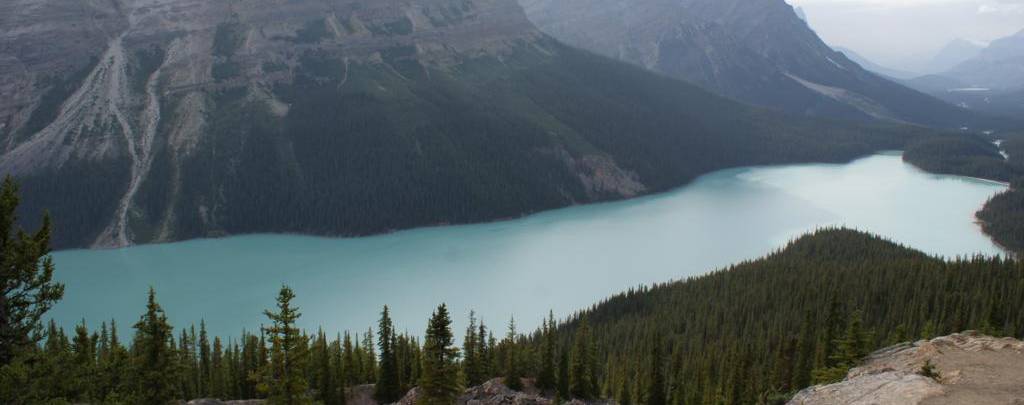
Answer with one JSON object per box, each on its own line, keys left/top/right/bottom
{"left": 787, "top": 0, "right": 1024, "bottom": 71}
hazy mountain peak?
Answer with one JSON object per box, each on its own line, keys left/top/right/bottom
{"left": 521, "top": 0, "right": 987, "bottom": 128}
{"left": 926, "top": 38, "right": 986, "bottom": 73}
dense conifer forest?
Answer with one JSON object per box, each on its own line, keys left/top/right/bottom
{"left": 3, "top": 177, "right": 1024, "bottom": 404}
{"left": 976, "top": 135, "right": 1024, "bottom": 254}
{"left": 904, "top": 132, "right": 1024, "bottom": 255}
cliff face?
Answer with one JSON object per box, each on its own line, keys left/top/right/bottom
{"left": 789, "top": 332, "right": 1024, "bottom": 405}
{"left": 519, "top": 0, "right": 991, "bottom": 128}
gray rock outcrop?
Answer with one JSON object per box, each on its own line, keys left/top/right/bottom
{"left": 789, "top": 331, "right": 1024, "bottom": 405}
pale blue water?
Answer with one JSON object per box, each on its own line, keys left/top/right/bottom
{"left": 49, "top": 152, "right": 1008, "bottom": 339}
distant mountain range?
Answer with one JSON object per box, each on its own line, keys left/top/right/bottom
{"left": 519, "top": 0, "right": 995, "bottom": 128}
{"left": 926, "top": 38, "right": 986, "bottom": 74}
{"left": 0, "top": 0, "right": 922, "bottom": 249}
{"left": 904, "top": 30, "right": 1024, "bottom": 119}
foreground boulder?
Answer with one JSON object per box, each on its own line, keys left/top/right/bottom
{"left": 395, "top": 378, "right": 552, "bottom": 405}
{"left": 789, "top": 331, "right": 1024, "bottom": 404}
{"left": 393, "top": 378, "right": 614, "bottom": 405}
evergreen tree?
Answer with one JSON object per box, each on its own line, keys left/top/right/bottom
{"left": 133, "top": 288, "right": 177, "bottom": 404}
{"left": 375, "top": 306, "right": 402, "bottom": 402}
{"left": 619, "top": 371, "right": 633, "bottom": 405}
{"left": 557, "top": 347, "right": 570, "bottom": 401}
{"left": 813, "top": 310, "right": 872, "bottom": 384}
{"left": 536, "top": 311, "right": 557, "bottom": 391}
{"left": 889, "top": 324, "right": 909, "bottom": 345}
{"left": 477, "top": 321, "right": 491, "bottom": 378}
{"left": 921, "top": 320, "right": 937, "bottom": 340}
{"left": 257, "top": 285, "right": 310, "bottom": 404}
{"left": 199, "top": 320, "right": 211, "bottom": 397}
{"left": 0, "top": 176, "right": 64, "bottom": 364}
{"left": 462, "top": 311, "right": 483, "bottom": 387}
{"left": 419, "top": 304, "right": 460, "bottom": 405}
{"left": 504, "top": 317, "right": 523, "bottom": 391}
{"left": 361, "top": 329, "right": 377, "bottom": 383}
{"left": 646, "top": 340, "right": 666, "bottom": 405}
{"left": 333, "top": 334, "right": 347, "bottom": 404}
{"left": 317, "top": 331, "right": 342, "bottom": 405}
{"left": 791, "top": 311, "right": 815, "bottom": 389}
{"left": 570, "top": 317, "right": 597, "bottom": 399}
{"left": 341, "top": 332, "right": 357, "bottom": 386}
{"left": 70, "top": 319, "right": 96, "bottom": 401}
{"left": 211, "top": 336, "right": 225, "bottom": 398}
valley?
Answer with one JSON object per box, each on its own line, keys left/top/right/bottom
{"left": 47, "top": 152, "right": 1006, "bottom": 340}
{"left": 2, "top": 0, "right": 1024, "bottom": 403}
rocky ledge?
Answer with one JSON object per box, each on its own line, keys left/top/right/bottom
{"left": 789, "top": 331, "right": 1024, "bottom": 405}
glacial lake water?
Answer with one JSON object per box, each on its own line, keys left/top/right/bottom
{"left": 48, "top": 152, "right": 1008, "bottom": 339}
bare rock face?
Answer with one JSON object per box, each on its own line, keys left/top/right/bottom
{"left": 393, "top": 378, "right": 553, "bottom": 405}
{"left": 388, "top": 378, "right": 614, "bottom": 405}
{"left": 184, "top": 399, "right": 266, "bottom": 405}
{"left": 789, "top": 331, "right": 1024, "bottom": 405}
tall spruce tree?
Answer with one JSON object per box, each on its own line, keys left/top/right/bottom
{"left": 477, "top": 321, "right": 491, "bottom": 378}
{"left": 504, "top": 317, "right": 523, "bottom": 390}
{"left": 211, "top": 336, "right": 225, "bottom": 399}
{"left": 791, "top": 311, "right": 815, "bottom": 389}
{"left": 0, "top": 176, "right": 64, "bottom": 365}
{"left": 199, "top": 320, "right": 211, "bottom": 397}
{"left": 557, "top": 348, "right": 570, "bottom": 401}
{"left": 361, "top": 329, "right": 376, "bottom": 383}
{"left": 317, "top": 331, "right": 342, "bottom": 405}
{"left": 645, "top": 339, "right": 666, "bottom": 405}
{"left": 133, "top": 288, "right": 177, "bottom": 404}
{"left": 258, "top": 285, "right": 310, "bottom": 404}
{"left": 375, "top": 305, "right": 402, "bottom": 402}
{"left": 341, "top": 332, "right": 357, "bottom": 386}
{"left": 537, "top": 311, "right": 557, "bottom": 391}
{"left": 570, "top": 318, "right": 596, "bottom": 399}
{"left": 419, "top": 304, "right": 460, "bottom": 405}
{"left": 462, "top": 311, "right": 483, "bottom": 387}
{"left": 70, "top": 319, "right": 96, "bottom": 401}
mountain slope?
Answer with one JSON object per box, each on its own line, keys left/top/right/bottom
{"left": 0, "top": 0, "right": 921, "bottom": 249}
{"left": 519, "top": 0, "right": 994, "bottom": 129}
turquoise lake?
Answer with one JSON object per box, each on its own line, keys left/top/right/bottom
{"left": 49, "top": 152, "right": 1009, "bottom": 339}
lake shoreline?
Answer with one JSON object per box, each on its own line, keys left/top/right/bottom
{"left": 47, "top": 152, "right": 1008, "bottom": 340}
{"left": 65, "top": 150, "right": 901, "bottom": 253}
